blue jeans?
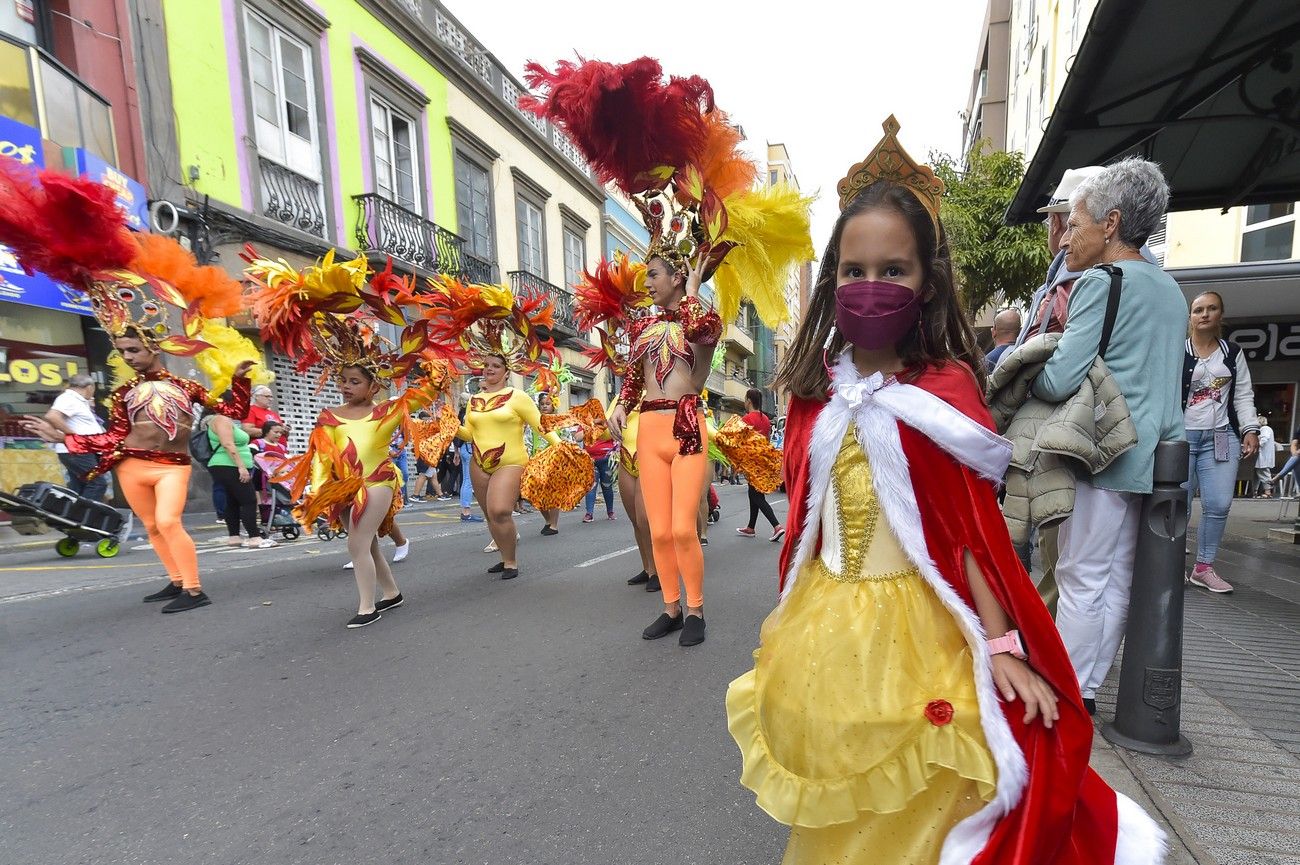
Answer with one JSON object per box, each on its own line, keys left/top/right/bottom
{"left": 585, "top": 456, "right": 614, "bottom": 515}
{"left": 459, "top": 443, "right": 474, "bottom": 509}
{"left": 394, "top": 452, "right": 408, "bottom": 498}
{"left": 57, "top": 452, "right": 108, "bottom": 501}
{"left": 1187, "top": 427, "right": 1239, "bottom": 565}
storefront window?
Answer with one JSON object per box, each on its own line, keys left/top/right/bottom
{"left": 38, "top": 57, "right": 80, "bottom": 148}
{"left": 77, "top": 84, "right": 115, "bottom": 165}
{"left": 0, "top": 39, "right": 35, "bottom": 126}
{"left": 0, "top": 306, "right": 92, "bottom": 493}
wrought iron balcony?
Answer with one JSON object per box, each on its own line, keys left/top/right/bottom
{"left": 354, "top": 193, "right": 470, "bottom": 276}
{"left": 508, "top": 270, "right": 579, "bottom": 339}
{"left": 462, "top": 252, "right": 497, "bottom": 285}
{"left": 257, "top": 156, "right": 326, "bottom": 238}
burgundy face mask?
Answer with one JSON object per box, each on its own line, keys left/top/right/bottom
{"left": 834, "top": 280, "right": 922, "bottom": 350}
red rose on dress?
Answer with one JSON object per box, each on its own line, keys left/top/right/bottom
{"left": 925, "top": 699, "right": 954, "bottom": 726}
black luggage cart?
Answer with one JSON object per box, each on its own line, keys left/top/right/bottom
{"left": 0, "top": 482, "right": 127, "bottom": 558}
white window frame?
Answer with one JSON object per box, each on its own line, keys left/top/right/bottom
{"left": 454, "top": 150, "right": 494, "bottom": 261}
{"left": 516, "top": 196, "right": 545, "bottom": 277}
{"left": 244, "top": 8, "right": 321, "bottom": 181}
{"left": 562, "top": 226, "right": 584, "bottom": 291}
{"left": 370, "top": 96, "right": 421, "bottom": 214}
{"left": 1241, "top": 203, "right": 1297, "bottom": 263}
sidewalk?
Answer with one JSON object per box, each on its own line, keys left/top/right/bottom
{"left": 1091, "top": 498, "right": 1300, "bottom": 865}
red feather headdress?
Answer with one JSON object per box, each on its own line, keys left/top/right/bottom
{"left": 0, "top": 161, "right": 237, "bottom": 356}
{"left": 520, "top": 57, "right": 713, "bottom": 196}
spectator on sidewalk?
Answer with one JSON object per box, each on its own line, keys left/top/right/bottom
{"left": 1003, "top": 167, "right": 1102, "bottom": 608}
{"left": 1271, "top": 427, "right": 1300, "bottom": 494}
{"left": 1255, "top": 415, "right": 1276, "bottom": 497}
{"left": 44, "top": 374, "right": 107, "bottom": 501}
{"left": 983, "top": 308, "right": 1022, "bottom": 372}
{"left": 207, "top": 395, "right": 277, "bottom": 549}
{"left": 1033, "top": 157, "right": 1187, "bottom": 715}
{"left": 1182, "top": 291, "right": 1260, "bottom": 594}
{"left": 1015, "top": 166, "right": 1106, "bottom": 351}
{"left": 242, "top": 384, "right": 281, "bottom": 438}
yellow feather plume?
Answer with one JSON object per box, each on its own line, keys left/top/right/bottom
{"left": 103, "top": 353, "right": 134, "bottom": 407}
{"left": 193, "top": 321, "right": 273, "bottom": 397}
{"left": 712, "top": 184, "right": 816, "bottom": 328}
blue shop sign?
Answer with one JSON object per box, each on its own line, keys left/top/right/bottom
{"left": 0, "top": 115, "right": 92, "bottom": 316}
{"left": 68, "top": 147, "right": 150, "bottom": 232}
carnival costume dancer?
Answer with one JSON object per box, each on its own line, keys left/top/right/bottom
{"left": 4, "top": 164, "right": 264, "bottom": 614}
{"left": 725, "top": 118, "right": 1165, "bottom": 864}
{"left": 525, "top": 56, "right": 812, "bottom": 646}
{"left": 419, "top": 278, "right": 593, "bottom": 581}
{"left": 243, "top": 252, "right": 460, "bottom": 628}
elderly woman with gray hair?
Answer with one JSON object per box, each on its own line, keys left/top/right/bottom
{"left": 1031, "top": 157, "right": 1188, "bottom": 716}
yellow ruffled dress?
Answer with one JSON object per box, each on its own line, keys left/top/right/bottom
{"left": 726, "top": 429, "right": 998, "bottom": 865}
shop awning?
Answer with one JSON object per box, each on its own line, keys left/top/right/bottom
{"left": 1167, "top": 260, "right": 1300, "bottom": 319}
{"left": 1006, "top": 0, "right": 1300, "bottom": 223}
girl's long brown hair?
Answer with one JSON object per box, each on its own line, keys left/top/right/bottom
{"left": 775, "top": 181, "right": 986, "bottom": 401}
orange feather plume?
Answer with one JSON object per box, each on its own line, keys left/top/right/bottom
{"left": 129, "top": 234, "right": 243, "bottom": 317}
{"left": 693, "top": 111, "right": 758, "bottom": 203}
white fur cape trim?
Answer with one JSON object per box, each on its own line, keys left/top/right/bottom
{"left": 782, "top": 353, "right": 1027, "bottom": 865}
{"left": 1115, "top": 791, "right": 1168, "bottom": 865}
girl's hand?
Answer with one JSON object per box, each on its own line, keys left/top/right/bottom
{"left": 991, "top": 654, "right": 1059, "bottom": 729}
{"left": 238, "top": 467, "right": 251, "bottom": 484}
{"left": 609, "top": 404, "right": 628, "bottom": 439}
{"left": 684, "top": 252, "right": 707, "bottom": 299}
{"left": 1242, "top": 432, "right": 1260, "bottom": 459}
{"left": 233, "top": 360, "right": 257, "bottom": 379}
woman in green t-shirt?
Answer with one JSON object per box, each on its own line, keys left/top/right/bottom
{"left": 207, "top": 400, "right": 276, "bottom": 548}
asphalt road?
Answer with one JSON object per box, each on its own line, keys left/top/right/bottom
{"left": 0, "top": 484, "right": 792, "bottom": 865}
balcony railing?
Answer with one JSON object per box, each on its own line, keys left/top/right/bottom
{"left": 258, "top": 156, "right": 326, "bottom": 238}
{"left": 462, "top": 253, "right": 497, "bottom": 284}
{"left": 354, "top": 193, "right": 470, "bottom": 275}
{"left": 508, "top": 270, "right": 579, "bottom": 338}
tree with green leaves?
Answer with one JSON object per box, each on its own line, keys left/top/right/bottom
{"left": 932, "top": 147, "right": 1051, "bottom": 316}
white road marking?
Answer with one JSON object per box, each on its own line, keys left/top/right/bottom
{"left": 575, "top": 546, "right": 638, "bottom": 568}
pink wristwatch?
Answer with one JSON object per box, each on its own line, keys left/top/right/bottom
{"left": 987, "top": 630, "right": 1027, "bottom": 660}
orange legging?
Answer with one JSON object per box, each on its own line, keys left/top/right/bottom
{"left": 638, "top": 410, "right": 708, "bottom": 608}
{"left": 116, "top": 458, "right": 200, "bottom": 590}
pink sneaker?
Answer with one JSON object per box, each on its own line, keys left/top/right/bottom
{"left": 1189, "top": 564, "right": 1233, "bottom": 594}
{"left": 736, "top": 527, "right": 756, "bottom": 537}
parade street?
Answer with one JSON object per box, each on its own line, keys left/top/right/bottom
{"left": 1, "top": 485, "right": 793, "bottom": 865}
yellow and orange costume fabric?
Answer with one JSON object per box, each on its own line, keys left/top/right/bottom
{"left": 242, "top": 250, "right": 465, "bottom": 536}
{"left": 460, "top": 387, "right": 557, "bottom": 472}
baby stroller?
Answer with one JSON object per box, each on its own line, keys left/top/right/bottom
{"left": 263, "top": 482, "right": 302, "bottom": 541}
{"left": 706, "top": 483, "right": 721, "bottom": 524}
{"left": 253, "top": 452, "right": 301, "bottom": 541}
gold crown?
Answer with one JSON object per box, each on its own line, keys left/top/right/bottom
{"left": 836, "top": 115, "right": 945, "bottom": 235}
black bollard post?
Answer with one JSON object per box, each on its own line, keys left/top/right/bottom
{"left": 1102, "top": 439, "right": 1193, "bottom": 756}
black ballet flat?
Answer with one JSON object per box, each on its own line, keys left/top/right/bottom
{"left": 642, "top": 610, "right": 683, "bottom": 640}
{"left": 627, "top": 570, "right": 649, "bottom": 585}
{"left": 679, "top": 614, "right": 706, "bottom": 647}
{"left": 500, "top": 567, "right": 519, "bottom": 581}
{"left": 488, "top": 562, "right": 505, "bottom": 574}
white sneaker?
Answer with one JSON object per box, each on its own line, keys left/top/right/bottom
{"left": 256, "top": 537, "right": 278, "bottom": 549}
{"left": 392, "top": 541, "right": 411, "bottom": 563}
{"left": 484, "top": 540, "right": 498, "bottom": 553}
{"left": 343, "top": 561, "right": 355, "bottom": 570}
